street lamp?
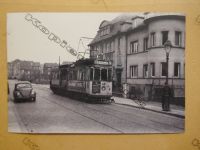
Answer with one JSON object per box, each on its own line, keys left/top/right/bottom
{"left": 164, "top": 40, "right": 172, "bottom": 85}
{"left": 162, "top": 40, "right": 172, "bottom": 111}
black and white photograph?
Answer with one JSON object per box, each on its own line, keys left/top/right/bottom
{"left": 7, "top": 12, "right": 185, "bottom": 133}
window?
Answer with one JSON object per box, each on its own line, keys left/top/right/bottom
{"left": 78, "top": 71, "right": 85, "bottom": 80}
{"left": 108, "top": 69, "right": 112, "bottom": 81}
{"left": 150, "top": 63, "right": 155, "bottom": 77}
{"left": 100, "top": 44, "right": 103, "bottom": 53}
{"left": 107, "top": 42, "right": 111, "bottom": 52}
{"left": 174, "top": 63, "right": 180, "bottom": 77}
{"left": 99, "top": 27, "right": 110, "bottom": 37}
{"left": 104, "top": 43, "right": 107, "bottom": 53}
{"left": 105, "top": 27, "right": 107, "bottom": 34}
{"left": 130, "top": 65, "right": 138, "bottom": 78}
{"left": 68, "top": 72, "right": 73, "bottom": 80}
{"left": 61, "top": 70, "right": 67, "bottom": 80}
{"left": 111, "top": 41, "right": 114, "bottom": 52}
{"left": 94, "top": 68, "right": 100, "bottom": 80}
{"left": 16, "top": 83, "right": 32, "bottom": 89}
{"left": 161, "top": 62, "right": 167, "bottom": 76}
{"left": 118, "top": 37, "right": 121, "bottom": 54}
{"left": 132, "top": 20, "right": 138, "bottom": 28}
{"left": 150, "top": 32, "right": 156, "bottom": 47}
{"left": 90, "top": 68, "right": 94, "bottom": 80}
{"left": 130, "top": 41, "right": 138, "bottom": 53}
{"left": 162, "top": 31, "right": 168, "bottom": 45}
{"left": 175, "top": 31, "right": 182, "bottom": 46}
{"left": 143, "top": 37, "right": 148, "bottom": 51}
{"left": 72, "top": 70, "right": 77, "bottom": 80}
{"left": 101, "top": 69, "right": 107, "bottom": 81}
{"left": 143, "top": 64, "right": 148, "bottom": 78}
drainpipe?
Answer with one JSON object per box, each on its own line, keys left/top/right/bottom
{"left": 124, "top": 33, "right": 128, "bottom": 98}
{"left": 125, "top": 34, "right": 128, "bottom": 85}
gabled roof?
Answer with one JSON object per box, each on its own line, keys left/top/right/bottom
{"left": 89, "top": 13, "right": 185, "bottom": 46}
{"left": 99, "top": 20, "right": 109, "bottom": 29}
{"left": 89, "top": 13, "right": 145, "bottom": 46}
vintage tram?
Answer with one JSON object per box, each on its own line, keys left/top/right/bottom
{"left": 50, "top": 59, "right": 113, "bottom": 103}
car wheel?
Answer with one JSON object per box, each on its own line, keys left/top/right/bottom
{"left": 14, "top": 98, "right": 18, "bottom": 103}
{"left": 32, "top": 97, "right": 36, "bottom": 102}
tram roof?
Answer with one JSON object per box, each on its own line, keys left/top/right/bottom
{"left": 75, "top": 59, "right": 95, "bottom": 66}
{"left": 59, "top": 63, "right": 72, "bottom": 69}
{"left": 59, "top": 59, "right": 112, "bottom": 69}
{"left": 75, "top": 59, "right": 112, "bottom": 66}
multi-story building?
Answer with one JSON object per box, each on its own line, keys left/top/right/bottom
{"left": 89, "top": 13, "right": 185, "bottom": 105}
{"left": 31, "top": 62, "right": 41, "bottom": 83}
{"left": 8, "top": 59, "right": 58, "bottom": 83}
{"left": 7, "top": 62, "right": 13, "bottom": 79}
{"left": 43, "top": 63, "right": 58, "bottom": 81}
{"left": 89, "top": 14, "right": 140, "bottom": 88}
{"left": 10, "top": 59, "right": 21, "bottom": 79}
{"left": 18, "top": 60, "right": 33, "bottom": 81}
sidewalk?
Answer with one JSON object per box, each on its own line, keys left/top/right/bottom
{"left": 112, "top": 96, "right": 185, "bottom": 118}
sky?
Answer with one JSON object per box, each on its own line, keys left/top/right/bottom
{"left": 7, "top": 13, "right": 121, "bottom": 64}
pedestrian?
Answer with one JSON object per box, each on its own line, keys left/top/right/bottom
{"left": 162, "top": 83, "right": 171, "bottom": 111}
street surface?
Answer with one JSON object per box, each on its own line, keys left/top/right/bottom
{"left": 8, "top": 80, "right": 184, "bottom": 133}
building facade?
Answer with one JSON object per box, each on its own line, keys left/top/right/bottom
{"left": 8, "top": 59, "right": 59, "bottom": 83}
{"left": 43, "top": 63, "right": 58, "bottom": 81}
{"left": 89, "top": 13, "right": 185, "bottom": 105}
{"left": 8, "top": 59, "right": 21, "bottom": 79}
{"left": 19, "top": 60, "right": 33, "bottom": 81}
{"left": 7, "top": 62, "right": 13, "bottom": 79}
{"left": 31, "top": 62, "right": 41, "bottom": 83}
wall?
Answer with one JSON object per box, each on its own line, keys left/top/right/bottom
{"left": 126, "top": 16, "right": 185, "bottom": 102}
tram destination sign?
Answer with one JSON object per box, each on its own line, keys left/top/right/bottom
{"left": 94, "top": 60, "right": 112, "bottom": 65}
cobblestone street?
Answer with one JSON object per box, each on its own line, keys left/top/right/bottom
{"left": 8, "top": 80, "right": 184, "bottom": 133}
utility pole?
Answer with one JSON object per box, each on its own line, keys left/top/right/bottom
{"left": 59, "top": 56, "right": 60, "bottom": 67}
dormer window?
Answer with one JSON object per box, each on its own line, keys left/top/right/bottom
{"left": 131, "top": 16, "right": 144, "bottom": 28}
{"left": 132, "top": 19, "right": 138, "bottom": 28}
{"left": 99, "top": 25, "right": 110, "bottom": 37}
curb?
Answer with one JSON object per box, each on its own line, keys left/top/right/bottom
{"left": 114, "top": 102, "right": 185, "bottom": 119}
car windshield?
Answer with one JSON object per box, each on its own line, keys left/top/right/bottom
{"left": 16, "top": 83, "right": 31, "bottom": 89}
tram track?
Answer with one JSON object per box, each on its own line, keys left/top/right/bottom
{"left": 84, "top": 104, "right": 184, "bottom": 131}
{"left": 39, "top": 94, "right": 124, "bottom": 133}
{"left": 37, "top": 91, "right": 162, "bottom": 132}
{"left": 35, "top": 87, "right": 184, "bottom": 132}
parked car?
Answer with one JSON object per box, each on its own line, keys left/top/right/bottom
{"left": 13, "top": 82, "right": 36, "bottom": 102}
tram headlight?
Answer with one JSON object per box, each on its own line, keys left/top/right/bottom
{"left": 101, "top": 86, "right": 106, "bottom": 91}
{"left": 16, "top": 92, "right": 21, "bottom": 96}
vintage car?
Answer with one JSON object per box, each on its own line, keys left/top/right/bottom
{"left": 13, "top": 82, "right": 36, "bottom": 102}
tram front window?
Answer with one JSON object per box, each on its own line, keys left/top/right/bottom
{"left": 94, "top": 68, "right": 100, "bottom": 80}
{"left": 101, "top": 69, "right": 107, "bottom": 81}
{"left": 91, "top": 68, "right": 112, "bottom": 81}
{"left": 90, "top": 68, "right": 93, "bottom": 80}
{"left": 108, "top": 69, "right": 112, "bottom": 81}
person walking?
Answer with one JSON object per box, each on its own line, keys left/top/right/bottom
{"left": 162, "top": 83, "right": 172, "bottom": 111}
